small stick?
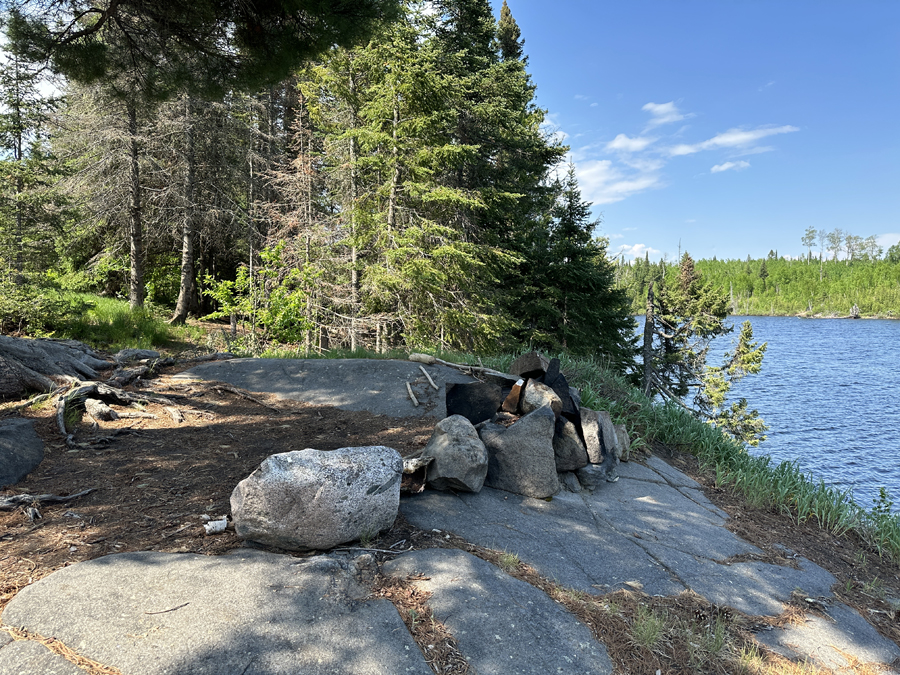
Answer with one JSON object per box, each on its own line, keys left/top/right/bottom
{"left": 144, "top": 602, "right": 189, "bottom": 615}
{"left": 212, "top": 384, "right": 280, "bottom": 411}
{"left": 406, "top": 382, "right": 419, "bottom": 407}
{"left": 418, "top": 365, "right": 439, "bottom": 390}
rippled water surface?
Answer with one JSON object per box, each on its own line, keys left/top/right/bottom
{"left": 706, "top": 316, "right": 900, "bottom": 510}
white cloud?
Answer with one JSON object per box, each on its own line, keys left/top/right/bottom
{"left": 876, "top": 233, "right": 900, "bottom": 248}
{"left": 575, "top": 159, "right": 663, "bottom": 205}
{"left": 574, "top": 94, "right": 590, "bottom": 100}
{"left": 668, "top": 125, "right": 798, "bottom": 156}
{"left": 711, "top": 160, "right": 751, "bottom": 173}
{"left": 605, "top": 133, "right": 656, "bottom": 153}
{"left": 609, "top": 233, "right": 624, "bottom": 239}
{"left": 616, "top": 243, "right": 661, "bottom": 259}
{"left": 642, "top": 101, "right": 692, "bottom": 128}
{"left": 590, "top": 102, "right": 598, "bottom": 107}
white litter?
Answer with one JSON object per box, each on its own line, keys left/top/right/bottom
{"left": 204, "top": 518, "right": 228, "bottom": 534}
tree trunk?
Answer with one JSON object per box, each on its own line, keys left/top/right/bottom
{"left": 127, "top": 100, "right": 145, "bottom": 309}
{"left": 348, "top": 71, "right": 360, "bottom": 351}
{"left": 171, "top": 96, "right": 199, "bottom": 324}
{"left": 642, "top": 281, "right": 656, "bottom": 396}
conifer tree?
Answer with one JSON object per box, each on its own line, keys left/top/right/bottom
{"left": 497, "top": 0, "right": 524, "bottom": 62}
{"left": 642, "top": 252, "right": 768, "bottom": 445}
{"left": 519, "top": 164, "right": 635, "bottom": 370}
{"left": 0, "top": 42, "right": 63, "bottom": 285}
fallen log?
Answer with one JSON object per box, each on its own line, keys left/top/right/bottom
{"left": 0, "top": 488, "right": 95, "bottom": 511}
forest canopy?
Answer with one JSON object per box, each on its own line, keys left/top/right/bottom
{"left": 0, "top": 0, "right": 637, "bottom": 374}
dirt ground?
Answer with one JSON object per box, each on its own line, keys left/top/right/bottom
{"left": 2, "top": 362, "right": 899, "bottom": 674}
{"left": 0, "top": 368, "right": 436, "bottom": 615}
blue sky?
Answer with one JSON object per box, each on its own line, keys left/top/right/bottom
{"left": 494, "top": 1, "right": 900, "bottom": 262}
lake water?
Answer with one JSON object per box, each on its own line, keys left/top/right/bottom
{"left": 643, "top": 315, "right": 900, "bottom": 511}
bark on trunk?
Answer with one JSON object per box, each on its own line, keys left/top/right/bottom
{"left": 642, "top": 281, "right": 656, "bottom": 397}
{"left": 348, "top": 71, "right": 360, "bottom": 351}
{"left": 171, "top": 97, "right": 198, "bottom": 324}
{"left": 127, "top": 101, "right": 145, "bottom": 309}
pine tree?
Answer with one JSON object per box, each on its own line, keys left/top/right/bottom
{"left": 0, "top": 45, "right": 63, "bottom": 285}
{"left": 519, "top": 164, "right": 635, "bottom": 370}
{"left": 642, "top": 252, "right": 768, "bottom": 445}
{"left": 497, "top": 1, "right": 524, "bottom": 62}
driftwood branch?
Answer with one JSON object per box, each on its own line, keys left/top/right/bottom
{"left": 0, "top": 488, "right": 95, "bottom": 511}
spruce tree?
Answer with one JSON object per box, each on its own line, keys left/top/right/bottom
{"left": 643, "top": 252, "right": 768, "bottom": 445}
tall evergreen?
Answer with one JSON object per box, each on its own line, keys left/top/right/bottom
{"left": 519, "top": 164, "right": 636, "bottom": 371}
{"left": 0, "top": 43, "right": 64, "bottom": 284}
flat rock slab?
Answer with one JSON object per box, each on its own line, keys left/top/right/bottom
{"left": 173, "top": 358, "right": 476, "bottom": 418}
{"left": 403, "top": 487, "right": 683, "bottom": 597}
{"left": 402, "top": 456, "right": 837, "bottom": 617}
{"left": 754, "top": 600, "right": 900, "bottom": 671}
{"left": 383, "top": 548, "right": 613, "bottom": 675}
{"left": 0, "top": 639, "right": 85, "bottom": 675}
{"left": 1, "top": 549, "right": 431, "bottom": 675}
{"left": 0, "top": 418, "right": 44, "bottom": 487}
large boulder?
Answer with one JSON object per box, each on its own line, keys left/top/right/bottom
{"left": 0, "top": 418, "right": 44, "bottom": 487}
{"left": 479, "top": 405, "right": 559, "bottom": 499}
{"left": 231, "top": 446, "right": 402, "bottom": 551}
{"left": 615, "top": 424, "right": 632, "bottom": 462}
{"left": 597, "top": 411, "right": 621, "bottom": 480}
{"left": 508, "top": 351, "right": 550, "bottom": 380}
{"left": 580, "top": 408, "right": 603, "bottom": 464}
{"left": 553, "top": 417, "right": 589, "bottom": 472}
{"left": 424, "top": 415, "right": 489, "bottom": 492}
{"left": 520, "top": 380, "right": 562, "bottom": 417}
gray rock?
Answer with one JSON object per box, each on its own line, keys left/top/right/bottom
{"left": 576, "top": 464, "right": 615, "bottom": 490}
{"left": 424, "top": 415, "right": 489, "bottom": 492}
{"left": 552, "top": 417, "right": 589, "bottom": 471}
{"left": 114, "top": 348, "right": 160, "bottom": 362}
{"left": 479, "top": 405, "right": 559, "bottom": 499}
{"left": 614, "top": 423, "right": 631, "bottom": 461}
{"left": 645, "top": 455, "right": 701, "bottom": 488}
{"left": 559, "top": 471, "right": 582, "bottom": 493}
{"left": 520, "top": 379, "right": 562, "bottom": 416}
{"left": 597, "top": 411, "right": 620, "bottom": 458}
{"left": 508, "top": 351, "right": 549, "bottom": 378}
{"left": 0, "top": 418, "right": 44, "bottom": 488}
{"left": 382, "top": 549, "right": 613, "bottom": 675}
{"left": 0, "top": 640, "right": 85, "bottom": 675}
{"left": 597, "top": 411, "right": 620, "bottom": 477}
{"left": 580, "top": 407, "right": 603, "bottom": 464}
{"left": 231, "top": 446, "right": 402, "bottom": 550}
{"left": 401, "top": 487, "right": 684, "bottom": 598}
{"left": 544, "top": 357, "right": 561, "bottom": 384}
{"left": 568, "top": 386, "right": 582, "bottom": 410}
{"left": 174, "top": 358, "right": 479, "bottom": 419}
{"left": 1, "top": 549, "right": 432, "bottom": 675}
{"left": 754, "top": 600, "right": 900, "bottom": 671}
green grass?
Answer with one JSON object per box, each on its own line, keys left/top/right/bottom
{"left": 56, "top": 294, "right": 171, "bottom": 350}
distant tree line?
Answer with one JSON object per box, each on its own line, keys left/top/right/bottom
{"left": 617, "top": 230, "right": 900, "bottom": 318}
{"left": 0, "top": 0, "right": 637, "bottom": 371}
